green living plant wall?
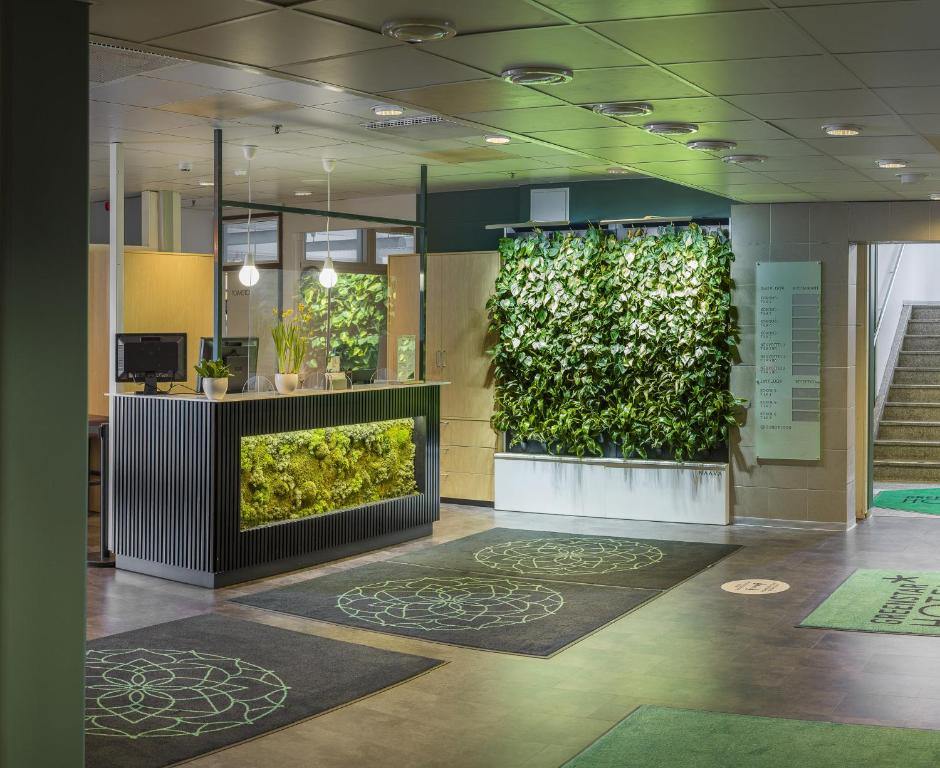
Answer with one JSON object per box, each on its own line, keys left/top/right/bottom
{"left": 488, "top": 225, "right": 741, "bottom": 460}
{"left": 297, "top": 271, "right": 387, "bottom": 372}
{"left": 240, "top": 418, "right": 418, "bottom": 529}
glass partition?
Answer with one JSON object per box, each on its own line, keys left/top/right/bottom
{"left": 222, "top": 211, "right": 420, "bottom": 390}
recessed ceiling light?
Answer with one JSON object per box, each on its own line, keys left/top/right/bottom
{"left": 930, "top": 193, "right": 940, "bottom": 201}
{"left": 722, "top": 154, "right": 767, "bottom": 165}
{"left": 322, "top": 84, "right": 344, "bottom": 93}
{"left": 484, "top": 134, "right": 512, "bottom": 145}
{"left": 897, "top": 172, "right": 927, "bottom": 184}
{"left": 372, "top": 104, "right": 404, "bottom": 117}
{"left": 592, "top": 102, "right": 653, "bottom": 117}
{"left": 644, "top": 122, "right": 698, "bottom": 136}
{"left": 501, "top": 66, "right": 573, "bottom": 86}
{"left": 822, "top": 123, "right": 862, "bottom": 137}
{"left": 294, "top": 190, "right": 313, "bottom": 197}
{"left": 198, "top": 180, "right": 214, "bottom": 186}
{"left": 687, "top": 140, "right": 737, "bottom": 152}
{"left": 877, "top": 159, "right": 908, "bottom": 169}
{"left": 607, "top": 167, "right": 632, "bottom": 174}
{"left": 382, "top": 18, "right": 456, "bottom": 43}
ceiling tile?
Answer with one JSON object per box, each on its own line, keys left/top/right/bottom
{"left": 160, "top": 93, "right": 304, "bottom": 120}
{"left": 629, "top": 158, "right": 748, "bottom": 175}
{"left": 281, "top": 47, "right": 483, "bottom": 93}
{"left": 876, "top": 87, "right": 940, "bottom": 115}
{"left": 836, "top": 153, "right": 940, "bottom": 170}
{"left": 145, "top": 62, "right": 284, "bottom": 91}
{"left": 769, "top": 115, "right": 913, "bottom": 140}
{"left": 785, "top": 1, "right": 940, "bottom": 54}
{"left": 724, "top": 89, "right": 888, "bottom": 119}
{"left": 456, "top": 106, "right": 616, "bottom": 132}
{"left": 791, "top": 181, "right": 900, "bottom": 200}
{"left": 89, "top": 0, "right": 265, "bottom": 43}
{"left": 606, "top": 97, "right": 752, "bottom": 124}
{"left": 717, "top": 139, "right": 824, "bottom": 158}
{"left": 535, "top": 0, "right": 762, "bottom": 23}
{"left": 688, "top": 120, "right": 790, "bottom": 141}
{"left": 528, "top": 125, "right": 670, "bottom": 149}
{"left": 668, "top": 56, "right": 862, "bottom": 95}
{"left": 600, "top": 145, "right": 711, "bottom": 164}
{"left": 839, "top": 52, "right": 940, "bottom": 88}
{"left": 803, "top": 134, "right": 937, "bottom": 156}
{"left": 763, "top": 168, "right": 868, "bottom": 184}
{"left": 904, "top": 115, "right": 940, "bottom": 134}
{"left": 593, "top": 11, "right": 819, "bottom": 65}
{"left": 294, "top": 0, "right": 562, "bottom": 33}
{"left": 89, "top": 101, "right": 207, "bottom": 132}
{"left": 419, "top": 26, "right": 640, "bottom": 74}
{"left": 531, "top": 66, "right": 700, "bottom": 103}
{"left": 384, "top": 80, "right": 564, "bottom": 114}
{"left": 237, "top": 81, "right": 360, "bottom": 107}
{"left": 90, "top": 76, "right": 216, "bottom": 108}
{"left": 150, "top": 10, "right": 395, "bottom": 69}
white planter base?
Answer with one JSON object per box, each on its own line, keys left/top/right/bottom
{"left": 494, "top": 453, "right": 730, "bottom": 525}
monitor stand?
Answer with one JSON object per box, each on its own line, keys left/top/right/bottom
{"left": 136, "top": 374, "right": 165, "bottom": 396}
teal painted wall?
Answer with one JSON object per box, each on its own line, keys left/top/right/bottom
{"left": 427, "top": 177, "right": 731, "bottom": 253}
{"left": 0, "top": 2, "right": 89, "bottom": 765}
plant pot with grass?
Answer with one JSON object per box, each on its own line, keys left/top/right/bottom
{"left": 194, "top": 358, "right": 232, "bottom": 401}
{"left": 272, "top": 308, "right": 305, "bottom": 395}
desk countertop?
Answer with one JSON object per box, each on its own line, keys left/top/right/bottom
{"left": 109, "top": 381, "right": 447, "bottom": 403}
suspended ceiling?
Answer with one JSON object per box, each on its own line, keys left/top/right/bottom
{"left": 88, "top": 0, "right": 940, "bottom": 206}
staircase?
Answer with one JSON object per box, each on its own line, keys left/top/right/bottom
{"left": 875, "top": 305, "right": 940, "bottom": 482}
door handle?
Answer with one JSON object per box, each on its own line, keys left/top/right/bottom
{"left": 441, "top": 350, "right": 447, "bottom": 368}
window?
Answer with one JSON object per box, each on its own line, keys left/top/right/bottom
{"left": 375, "top": 229, "right": 416, "bottom": 265}
{"left": 304, "top": 229, "right": 363, "bottom": 263}
{"left": 222, "top": 215, "right": 280, "bottom": 268}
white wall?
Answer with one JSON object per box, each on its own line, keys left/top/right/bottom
{"left": 874, "top": 243, "right": 940, "bottom": 395}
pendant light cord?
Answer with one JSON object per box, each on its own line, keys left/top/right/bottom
{"left": 246, "top": 154, "right": 252, "bottom": 267}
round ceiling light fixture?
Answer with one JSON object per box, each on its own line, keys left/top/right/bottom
{"left": 722, "top": 154, "right": 767, "bottom": 165}
{"left": 930, "top": 193, "right": 940, "bottom": 201}
{"left": 372, "top": 104, "right": 404, "bottom": 117}
{"left": 897, "top": 172, "right": 927, "bottom": 184}
{"left": 198, "top": 180, "right": 214, "bottom": 187}
{"left": 644, "top": 121, "right": 698, "bottom": 136}
{"left": 877, "top": 158, "right": 908, "bottom": 169}
{"left": 484, "top": 134, "right": 512, "bottom": 145}
{"left": 294, "top": 190, "right": 313, "bottom": 197}
{"left": 501, "top": 66, "right": 573, "bottom": 86}
{"left": 381, "top": 18, "right": 456, "bottom": 43}
{"left": 686, "top": 140, "right": 737, "bottom": 152}
{"left": 822, "top": 123, "right": 862, "bottom": 137}
{"left": 592, "top": 102, "right": 653, "bottom": 117}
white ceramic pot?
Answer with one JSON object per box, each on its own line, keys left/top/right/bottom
{"left": 275, "top": 373, "right": 299, "bottom": 395}
{"left": 202, "top": 377, "right": 228, "bottom": 401}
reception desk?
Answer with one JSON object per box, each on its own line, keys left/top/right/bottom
{"left": 112, "top": 383, "right": 441, "bottom": 587}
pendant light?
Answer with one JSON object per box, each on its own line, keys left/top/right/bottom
{"left": 319, "top": 158, "right": 338, "bottom": 289}
{"left": 238, "top": 144, "right": 260, "bottom": 287}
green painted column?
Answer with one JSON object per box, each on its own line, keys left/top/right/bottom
{"left": 0, "top": 1, "right": 89, "bottom": 765}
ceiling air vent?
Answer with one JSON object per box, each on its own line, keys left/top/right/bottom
{"left": 89, "top": 43, "right": 181, "bottom": 84}
{"left": 362, "top": 114, "right": 479, "bottom": 140}
{"left": 363, "top": 115, "right": 446, "bottom": 131}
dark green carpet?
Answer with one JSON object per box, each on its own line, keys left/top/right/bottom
{"left": 391, "top": 527, "right": 741, "bottom": 589}
{"left": 233, "top": 561, "right": 655, "bottom": 657}
{"left": 563, "top": 706, "right": 940, "bottom": 767}
{"left": 800, "top": 569, "right": 940, "bottom": 637}
{"left": 874, "top": 488, "right": 940, "bottom": 514}
{"left": 85, "top": 613, "right": 443, "bottom": 768}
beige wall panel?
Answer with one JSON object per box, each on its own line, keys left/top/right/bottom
{"left": 441, "top": 418, "right": 499, "bottom": 449}
{"left": 386, "top": 253, "right": 419, "bottom": 381}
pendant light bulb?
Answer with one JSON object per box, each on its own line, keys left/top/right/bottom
{"left": 239, "top": 264, "right": 260, "bottom": 287}
{"left": 319, "top": 255, "right": 338, "bottom": 288}
{"left": 319, "top": 158, "right": 338, "bottom": 289}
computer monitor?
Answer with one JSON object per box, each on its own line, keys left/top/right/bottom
{"left": 115, "top": 333, "right": 187, "bottom": 395}
{"left": 197, "top": 337, "right": 258, "bottom": 393}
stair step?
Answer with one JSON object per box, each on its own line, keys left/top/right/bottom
{"left": 910, "top": 307, "right": 940, "bottom": 320}
{"left": 874, "top": 440, "right": 940, "bottom": 460}
{"left": 883, "top": 402, "right": 940, "bottom": 420}
{"left": 898, "top": 351, "right": 940, "bottom": 368}
{"left": 903, "top": 336, "right": 940, "bottom": 351}
{"left": 907, "top": 320, "right": 940, "bottom": 335}
{"left": 888, "top": 385, "right": 940, "bottom": 402}
{"left": 872, "top": 458, "right": 940, "bottom": 482}
{"left": 878, "top": 421, "right": 940, "bottom": 440}
{"left": 892, "top": 368, "right": 940, "bottom": 385}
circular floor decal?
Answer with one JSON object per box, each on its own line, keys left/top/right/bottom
{"left": 721, "top": 579, "right": 790, "bottom": 595}
{"left": 336, "top": 575, "right": 564, "bottom": 632}
{"left": 85, "top": 648, "right": 289, "bottom": 739}
{"left": 473, "top": 537, "right": 664, "bottom": 577}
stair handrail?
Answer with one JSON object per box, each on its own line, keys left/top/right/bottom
{"left": 874, "top": 243, "right": 905, "bottom": 342}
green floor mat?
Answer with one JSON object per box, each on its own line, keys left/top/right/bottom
{"left": 873, "top": 488, "right": 940, "bottom": 514}
{"left": 800, "top": 569, "right": 940, "bottom": 637}
{"left": 563, "top": 706, "right": 940, "bottom": 767}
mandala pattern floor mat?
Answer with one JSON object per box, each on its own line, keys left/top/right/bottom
{"left": 392, "top": 528, "right": 741, "bottom": 589}
{"left": 235, "top": 561, "right": 661, "bottom": 656}
{"left": 85, "top": 613, "right": 443, "bottom": 768}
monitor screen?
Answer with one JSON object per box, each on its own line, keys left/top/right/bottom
{"left": 116, "top": 334, "right": 187, "bottom": 383}
{"left": 197, "top": 337, "right": 258, "bottom": 393}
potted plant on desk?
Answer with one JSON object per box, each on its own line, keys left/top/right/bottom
{"left": 194, "top": 358, "right": 231, "bottom": 401}
{"left": 272, "top": 307, "right": 304, "bottom": 395}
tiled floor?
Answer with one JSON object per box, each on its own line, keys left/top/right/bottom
{"left": 87, "top": 505, "right": 940, "bottom": 767}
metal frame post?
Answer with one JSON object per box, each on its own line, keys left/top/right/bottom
{"left": 213, "top": 128, "right": 224, "bottom": 352}
{"left": 418, "top": 164, "right": 428, "bottom": 381}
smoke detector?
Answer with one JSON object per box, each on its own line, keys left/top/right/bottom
{"left": 178, "top": 160, "right": 193, "bottom": 172}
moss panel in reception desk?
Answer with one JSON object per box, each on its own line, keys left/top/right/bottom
{"left": 240, "top": 419, "right": 419, "bottom": 529}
